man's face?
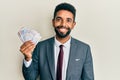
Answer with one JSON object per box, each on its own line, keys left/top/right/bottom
{"left": 52, "top": 10, "right": 76, "bottom": 38}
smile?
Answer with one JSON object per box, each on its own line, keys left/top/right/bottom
{"left": 58, "top": 27, "right": 68, "bottom": 32}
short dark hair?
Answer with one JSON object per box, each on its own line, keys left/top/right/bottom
{"left": 53, "top": 2, "right": 76, "bottom": 21}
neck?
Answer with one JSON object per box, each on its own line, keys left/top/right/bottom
{"left": 56, "top": 35, "right": 71, "bottom": 44}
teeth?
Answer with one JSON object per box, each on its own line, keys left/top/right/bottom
{"left": 59, "top": 28, "right": 66, "bottom": 32}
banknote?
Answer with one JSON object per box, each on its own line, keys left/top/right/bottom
{"left": 18, "top": 27, "right": 41, "bottom": 44}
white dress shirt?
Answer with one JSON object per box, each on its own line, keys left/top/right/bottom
{"left": 24, "top": 37, "right": 71, "bottom": 80}
{"left": 54, "top": 37, "right": 71, "bottom": 80}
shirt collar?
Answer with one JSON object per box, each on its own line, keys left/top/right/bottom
{"left": 54, "top": 37, "right": 71, "bottom": 48}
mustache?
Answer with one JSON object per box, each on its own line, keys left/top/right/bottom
{"left": 56, "top": 26, "right": 70, "bottom": 30}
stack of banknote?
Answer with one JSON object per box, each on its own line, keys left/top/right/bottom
{"left": 18, "top": 27, "right": 41, "bottom": 44}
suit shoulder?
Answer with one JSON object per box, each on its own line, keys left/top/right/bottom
{"left": 72, "top": 38, "right": 90, "bottom": 48}
{"left": 37, "top": 37, "right": 54, "bottom": 46}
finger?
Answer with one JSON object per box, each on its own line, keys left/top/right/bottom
{"left": 20, "top": 41, "right": 35, "bottom": 51}
{"left": 24, "top": 45, "right": 35, "bottom": 54}
{"left": 20, "top": 40, "right": 34, "bottom": 48}
{"left": 24, "top": 40, "right": 34, "bottom": 46}
{"left": 20, "top": 43, "right": 34, "bottom": 52}
{"left": 20, "top": 44, "right": 35, "bottom": 54}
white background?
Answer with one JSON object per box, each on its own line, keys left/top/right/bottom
{"left": 0, "top": 0, "right": 120, "bottom": 80}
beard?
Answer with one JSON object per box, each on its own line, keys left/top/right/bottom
{"left": 54, "top": 26, "right": 71, "bottom": 38}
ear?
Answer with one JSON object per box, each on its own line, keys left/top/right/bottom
{"left": 71, "top": 21, "right": 76, "bottom": 29}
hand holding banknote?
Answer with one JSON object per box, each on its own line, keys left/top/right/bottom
{"left": 20, "top": 41, "right": 35, "bottom": 61}
{"left": 18, "top": 27, "right": 41, "bottom": 61}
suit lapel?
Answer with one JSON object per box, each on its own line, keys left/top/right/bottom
{"left": 46, "top": 37, "right": 78, "bottom": 80}
{"left": 46, "top": 38, "right": 55, "bottom": 80}
{"left": 66, "top": 38, "right": 78, "bottom": 80}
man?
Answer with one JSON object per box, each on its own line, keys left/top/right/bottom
{"left": 20, "top": 2, "right": 94, "bottom": 80}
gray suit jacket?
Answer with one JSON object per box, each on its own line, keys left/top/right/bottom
{"left": 23, "top": 37, "right": 94, "bottom": 80}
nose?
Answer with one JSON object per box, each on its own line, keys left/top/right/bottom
{"left": 61, "top": 20, "right": 66, "bottom": 27}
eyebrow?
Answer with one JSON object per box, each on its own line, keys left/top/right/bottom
{"left": 55, "top": 16, "right": 62, "bottom": 19}
{"left": 55, "top": 16, "right": 73, "bottom": 20}
{"left": 67, "top": 18, "right": 72, "bottom": 20}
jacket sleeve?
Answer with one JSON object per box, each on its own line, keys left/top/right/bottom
{"left": 22, "top": 44, "right": 40, "bottom": 80}
{"left": 81, "top": 45, "right": 94, "bottom": 80}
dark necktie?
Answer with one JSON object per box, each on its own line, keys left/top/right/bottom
{"left": 56, "top": 45, "right": 64, "bottom": 80}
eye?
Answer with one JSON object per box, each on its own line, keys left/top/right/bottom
{"left": 67, "top": 18, "right": 72, "bottom": 23}
{"left": 55, "top": 17, "right": 61, "bottom": 22}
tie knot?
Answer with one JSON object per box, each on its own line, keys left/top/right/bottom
{"left": 59, "top": 45, "right": 63, "bottom": 48}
